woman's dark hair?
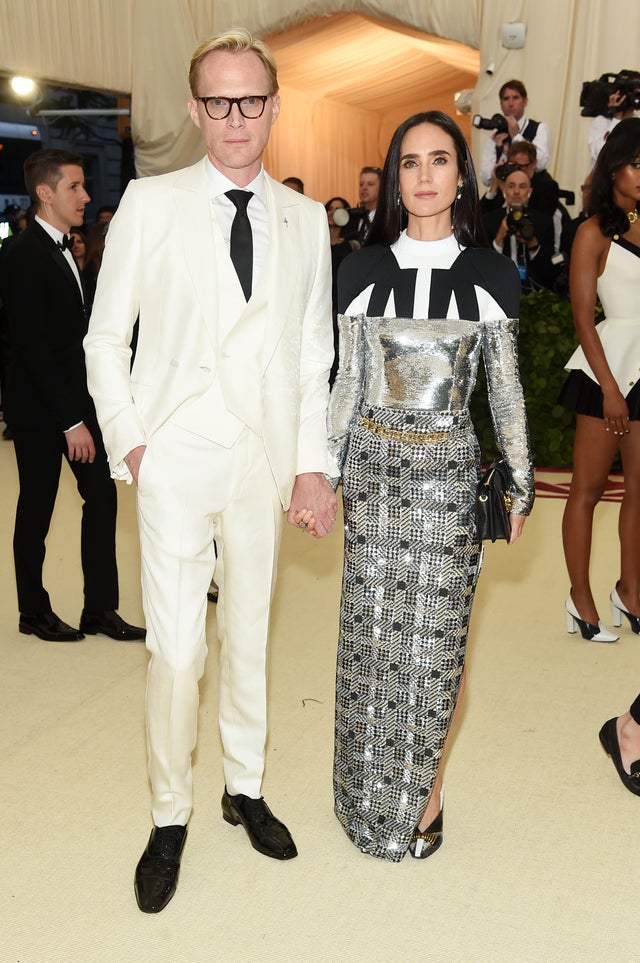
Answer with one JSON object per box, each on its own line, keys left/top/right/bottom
{"left": 324, "top": 196, "right": 350, "bottom": 211}
{"left": 590, "top": 116, "right": 640, "bottom": 237}
{"left": 366, "top": 110, "right": 486, "bottom": 249}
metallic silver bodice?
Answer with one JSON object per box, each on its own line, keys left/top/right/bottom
{"left": 328, "top": 313, "right": 534, "bottom": 515}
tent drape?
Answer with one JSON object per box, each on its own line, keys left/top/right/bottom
{"left": 1, "top": 0, "right": 639, "bottom": 205}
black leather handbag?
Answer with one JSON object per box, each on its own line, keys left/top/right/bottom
{"left": 476, "top": 460, "right": 513, "bottom": 543}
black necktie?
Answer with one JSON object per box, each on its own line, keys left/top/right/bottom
{"left": 225, "top": 190, "right": 253, "bottom": 300}
{"left": 57, "top": 234, "right": 71, "bottom": 251}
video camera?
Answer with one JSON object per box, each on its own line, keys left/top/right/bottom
{"left": 472, "top": 113, "right": 509, "bottom": 135}
{"left": 580, "top": 70, "right": 640, "bottom": 117}
{"left": 506, "top": 206, "right": 536, "bottom": 241}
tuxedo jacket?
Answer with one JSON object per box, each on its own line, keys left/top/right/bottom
{"left": 84, "top": 159, "right": 335, "bottom": 508}
{"left": 0, "top": 222, "right": 95, "bottom": 433}
{"left": 482, "top": 205, "right": 557, "bottom": 291}
{"left": 480, "top": 169, "right": 560, "bottom": 220}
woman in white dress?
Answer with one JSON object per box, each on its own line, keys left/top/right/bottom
{"left": 560, "top": 118, "right": 640, "bottom": 644}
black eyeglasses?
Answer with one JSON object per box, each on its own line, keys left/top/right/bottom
{"left": 194, "top": 95, "right": 271, "bottom": 120}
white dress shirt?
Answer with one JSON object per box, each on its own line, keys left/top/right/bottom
{"left": 205, "top": 161, "right": 269, "bottom": 290}
{"left": 35, "top": 215, "right": 84, "bottom": 297}
{"left": 480, "top": 115, "right": 552, "bottom": 186}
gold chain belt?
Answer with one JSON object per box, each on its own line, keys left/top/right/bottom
{"left": 360, "top": 416, "right": 448, "bottom": 445}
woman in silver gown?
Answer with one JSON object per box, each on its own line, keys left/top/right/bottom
{"left": 326, "top": 111, "right": 535, "bottom": 861}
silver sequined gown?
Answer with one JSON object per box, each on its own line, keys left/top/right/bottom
{"left": 328, "top": 232, "right": 534, "bottom": 861}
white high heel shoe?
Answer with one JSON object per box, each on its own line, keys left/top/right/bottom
{"left": 565, "top": 595, "right": 619, "bottom": 643}
{"left": 610, "top": 586, "right": 640, "bottom": 634}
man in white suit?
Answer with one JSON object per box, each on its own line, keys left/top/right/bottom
{"left": 84, "top": 29, "right": 337, "bottom": 914}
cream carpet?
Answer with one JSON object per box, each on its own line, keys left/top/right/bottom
{"left": 2, "top": 439, "right": 639, "bottom": 963}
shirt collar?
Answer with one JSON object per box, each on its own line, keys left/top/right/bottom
{"left": 35, "top": 214, "right": 68, "bottom": 246}
{"left": 205, "top": 160, "right": 266, "bottom": 206}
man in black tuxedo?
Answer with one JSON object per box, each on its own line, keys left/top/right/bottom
{"left": 0, "top": 149, "right": 144, "bottom": 643}
{"left": 482, "top": 167, "right": 558, "bottom": 293}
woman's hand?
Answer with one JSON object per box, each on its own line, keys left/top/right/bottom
{"left": 602, "top": 386, "right": 630, "bottom": 437}
{"left": 508, "top": 513, "right": 527, "bottom": 545}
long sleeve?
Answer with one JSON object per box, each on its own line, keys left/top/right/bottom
{"left": 481, "top": 317, "right": 535, "bottom": 515}
{"left": 327, "top": 313, "right": 365, "bottom": 474}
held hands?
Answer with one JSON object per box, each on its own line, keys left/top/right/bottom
{"left": 287, "top": 471, "right": 337, "bottom": 538}
{"left": 64, "top": 423, "right": 95, "bottom": 463}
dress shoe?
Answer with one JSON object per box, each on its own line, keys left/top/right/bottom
{"left": 221, "top": 788, "right": 298, "bottom": 860}
{"left": 408, "top": 789, "right": 444, "bottom": 860}
{"left": 610, "top": 585, "right": 640, "bottom": 634}
{"left": 564, "top": 595, "right": 618, "bottom": 642}
{"left": 79, "top": 609, "right": 146, "bottom": 641}
{"left": 599, "top": 718, "right": 640, "bottom": 796}
{"left": 19, "top": 611, "right": 84, "bottom": 642}
{"left": 134, "top": 824, "right": 187, "bottom": 913}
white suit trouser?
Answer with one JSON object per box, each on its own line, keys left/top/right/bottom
{"left": 136, "top": 421, "right": 283, "bottom": 827}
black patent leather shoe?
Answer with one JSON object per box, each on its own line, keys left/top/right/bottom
{"left": 79, "top": 609, "right": 146, "bottom": 641}
{"left": 221, "top": 788, "right": 298, "bottom": 860}
{"left": 408, "top": 791, "right": 444, "bottom": 860}
{"left": 19, "top": 611, "right": 84, "bottom": 642}
{"left": 134, "top": 824, "right": 187, "bottom": 913}
{"left": 599, "top": 718, "right": 640, "bottom": 796}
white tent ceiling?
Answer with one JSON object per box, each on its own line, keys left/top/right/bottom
{"left": 267, "top": 12, "right": 478, "bottom": 119}
{"left": 1, "top": 1, "right": 640, "bottom": 206}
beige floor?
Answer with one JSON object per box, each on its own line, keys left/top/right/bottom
{"left": 2, "top": 439, "right": 639, "bottom": 963}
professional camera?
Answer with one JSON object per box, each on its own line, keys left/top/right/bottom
{"left": 472, "top": 113, "right": 509, "bottom": 134}
{"left": 495, "top": 162, "right": 521, "bottom": 182}
{"left": 506, "top": 206, "right": 536, "bottom": 241}
{"left": 332, "top": 206, "right": 366, "bottom": 228}
{"left": 580, "top": 69, "right": 640, "bottom": 117}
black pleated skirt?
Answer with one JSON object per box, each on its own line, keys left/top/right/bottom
{"left": 558, "top": 370, "right": 640, "bottom": 420}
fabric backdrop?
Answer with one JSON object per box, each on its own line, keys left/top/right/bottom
{"left": 1, "top": 0, "right": 639, "bottom": 205}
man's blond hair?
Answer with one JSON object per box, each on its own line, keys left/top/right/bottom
{"left": 189, "top": 28, "right": 279, "bottom": 96}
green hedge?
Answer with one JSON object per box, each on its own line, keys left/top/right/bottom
{"left": 470, "top": 289, "right": 604, "bottom": 469}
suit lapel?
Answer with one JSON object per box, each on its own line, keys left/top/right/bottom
{"left": 260, "top": 175, "right": 299, "bottom": 370}
{"left": 32, "top": 222, "right": 85, "bottom": 311}
{"left": 173, "top": 159, "right": 217, "bottom": 351}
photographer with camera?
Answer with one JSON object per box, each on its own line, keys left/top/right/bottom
{"left": 583, "top": 70, "right": 640, "bottom": 165}
{"left": 481, "top": 141, "right": 560, "bottom": 218}
{"left": 477, "top": 79, "right": 552, "bottom": 188}
{"left": 482, "top": 167, "right": 556, "bottom": 293}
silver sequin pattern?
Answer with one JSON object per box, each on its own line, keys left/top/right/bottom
{"left": 329, "top": 315, "right": 533, "bottom": 860}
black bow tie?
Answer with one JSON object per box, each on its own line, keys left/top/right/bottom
{"left": 57, "top": 234, "right": 71, "bottom": 251}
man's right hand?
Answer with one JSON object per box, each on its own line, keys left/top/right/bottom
{"left": 64, "top": 423, "right": 96, "bottom": 463}
{"left": 125, "top": 445, "right": 147, "bottom": 486}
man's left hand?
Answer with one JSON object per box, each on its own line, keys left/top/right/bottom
{"left": 287, "top": 472, "right": 337, "bottom": 538}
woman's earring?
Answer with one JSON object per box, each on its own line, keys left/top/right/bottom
{"left": 396, "top": 190, "right": 402, "bottom": 208}
{"left": 455, "top": 185, "right": 463, "bottom": 200}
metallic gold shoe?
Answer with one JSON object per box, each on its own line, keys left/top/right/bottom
{"left": 408, "top": 790, "right": 443, "bottom": 860}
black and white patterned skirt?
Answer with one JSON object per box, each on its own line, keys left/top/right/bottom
{"left": 333, "top": 405, "right": 482, "bottom": 860}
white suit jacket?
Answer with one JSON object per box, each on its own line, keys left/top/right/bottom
{"left": 84, "top": 159, "right": 335, "bottom": 509}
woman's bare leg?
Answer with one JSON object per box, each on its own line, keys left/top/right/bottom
{"left": 616, "top": 423, "right": 640, "bottom": 614}
{"left": 417, "top": 665, "right": 466, "bottom": 831}
{"left": 562, "top": 414, "right": 618, "bottom": 625}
